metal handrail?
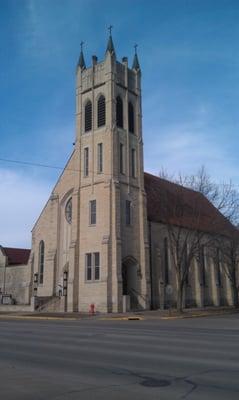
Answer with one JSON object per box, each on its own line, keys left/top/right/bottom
{"left": 129, "top": 287, "right": 147, "bottom": 302}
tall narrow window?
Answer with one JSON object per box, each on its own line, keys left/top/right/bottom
{"left": 200, "top": 245, "right": 206, "bottom": 286}
{"left": 89, "top": 200, "right": 96, "bottom": 225}
{"left": 97, "top": 95, "right": 106, "bottom": 127}
{"left": 39, "top": 240, "right": 45, "bottom": 284}
{"left": 126, "top": 200, "right": 131, "bottom": 225}
{"left": 85, "top": 100, "right": 92, "bottom": 132}
{"left": 94, "top": 252, "right": 100, "bottom": 280}
{"left": 128, "top": 102, "right": 134, "bottom": 133}
{"left": 216, "top": 248, "right": 222, "bottom": 287}
{"left": 164, "top": 237, "right": 169, "bottom": 285}
{"left": 85, "top": 252, "right": 100, "bottom": 281}
{"left": 97, "top": 143, "right": 103, "bottom": 173}
{"left": 86, "top": 253, "right": 92, "bottom": 281}
{"left": 120, "top": 143, "right": 124, "bottom": 174}
{"left": 116, "top": 96, "right": 123, "bottom": 128}
{"left": 84, "top": 147, "right": 89, "bottom": 177}
{"left": 131, "top": 148, "right": 136, "bottom": 178}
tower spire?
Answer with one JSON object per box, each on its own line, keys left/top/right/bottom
{"left": 77, "top": 41, "right": 86, "bottom": 70}
{"left": 132, "top": 44, "right": 140, "bottom": 71}
{"left": 105, "top": 25, "right": 115, "bottom": 56}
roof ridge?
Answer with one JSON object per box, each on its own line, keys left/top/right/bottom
{"left": 3, "top": 246, "right": 30, "bottom": 251}
{"left": 144, "top": 171, "right": 202, "bottom": 196}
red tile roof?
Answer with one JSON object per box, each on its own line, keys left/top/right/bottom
{"left": 2, "top": 247, "right": 30, "bottom": 265}
{"left": 144, "top": 172, "right": 236, "bottom": 236}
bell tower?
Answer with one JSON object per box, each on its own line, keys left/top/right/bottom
{"left": 74, "top": 31, "right": 150, "bottom": 312}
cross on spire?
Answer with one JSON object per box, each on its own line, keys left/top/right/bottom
{"left": 132, "top": 43, "right": 140, "bottom": 71}
{"left": 78, "top": 40, "right": 86, "bottom": 69}
{"left": 106, "top": 25, "right": 115, "bottom": 55}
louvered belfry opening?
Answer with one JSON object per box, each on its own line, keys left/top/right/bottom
{"left": 128, "top": 102, "right": 134, "bottom": 133}
{"left": 85, "top": 100, "right": 92, "bottom": 132}
{"left": 97, "top": 95, "right": 106, "bottom": 127}
{"left": 116, "top": 96, "right": 123, "bottom": 128}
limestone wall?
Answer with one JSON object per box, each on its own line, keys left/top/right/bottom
{"left": 0, "top": 264, "right": 31, "bottom": 304}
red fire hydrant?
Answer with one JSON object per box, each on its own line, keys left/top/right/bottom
{"left": 89, "top": 303, "right": 95, "bottom": 316}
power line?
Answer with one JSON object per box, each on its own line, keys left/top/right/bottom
{"left": 0, "top": 157, "right": 113, "bottom": 177}
{"left": 0, "top": 156, "right": 239, "bottom": 187}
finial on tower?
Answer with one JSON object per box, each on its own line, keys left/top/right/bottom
{"left": 132, "top": 43, "right": 140, "bottom": 71}
{"left": 77, "top": 40, "right": 86, "bottom": 70}
{"left": 106, "top": 25, "right": 115, "bottom": 56}
{"left": 108, "top": 25, "right": 113, "bottom": 35}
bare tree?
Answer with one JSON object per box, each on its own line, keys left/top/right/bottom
{"left": 159, "top": 165, "right": 239, "bottom": 224}
{"left": 159, "top": 166, "right": 239, "bottom": 312}
{"left": 162, "top": 184, "right": 213, "bottom": 312}
{"left": 217, "top": 233, "right": 239, "bottom": 308}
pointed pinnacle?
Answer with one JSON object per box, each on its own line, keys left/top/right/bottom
{"left": 132, "top": 52, "right": 140, "bottom": 71}
{"left": 106, "top": 26, "right": 115, "bottom": 56}
{"left": 77, "top": 41, "right": 86, "bottom": 69}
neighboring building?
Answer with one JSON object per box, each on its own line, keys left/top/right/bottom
{"left": 1, "top": 34, "right": 238, "bottom": 312}
{"left": 0, "top": 246, "right": 31, "bottom": 304}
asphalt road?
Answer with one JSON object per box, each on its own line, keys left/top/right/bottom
{"left": 0, "top": 314, "right": 239, "bottom": 400}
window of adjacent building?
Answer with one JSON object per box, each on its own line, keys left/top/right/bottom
{"left": 85, "top": 252, "right": 100, "bottom": 281}
{"left": 126, "top": 200, "right": 131, "bottom": 225}
{"left": 120, "top": 143, "right": 124, "bottom": 174}
{"left": 216, "top": 248, "right": 222, "bottom": 287}
{"left": 97, "top": 95, "right": 106, "bottom": 127}
{"left": 128, "top": 102, "right": 134, "bottom": 133}
{"left": 199, "top": 245, "right": 206, "bottom": 286}
{"left": 164, "top": 237, "right": 169, "bottom": 285}
{"left": 97, "top": 143, "right": 103, "bottom": 173}
{"left": 131, "top": 148, "right": 136, "bottom": 178}
{"left": 85, "top": 100, "right": 92, "bottom": 132}
{"left": 84, "top": 147, "right": 89, "bottom": 177}
{"left": 89, "top": 200, "right": 96, "bottom": 225}
{"left": 38, "top": 240, "right": 45, "bottom": 284}
{"left": 116, "top": 96, "right": 123, "bottom": 128}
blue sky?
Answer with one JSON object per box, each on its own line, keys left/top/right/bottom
{"left": 0, "top": 0, "right": 239, "bottom": 247}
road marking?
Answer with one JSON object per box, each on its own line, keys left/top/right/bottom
{"left": 99, "top": 316, "right": 144, "bottom": 321}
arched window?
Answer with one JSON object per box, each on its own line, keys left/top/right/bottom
{"left": 97, "top": 95, "right": 106, "bottom": 127}
{"left": 85, "top": 100, "right": 92, "bottom": 132}
{"left": 128, "top": 102, "right": 134, "bottom": 133}
{"left": 39, "top": 241, "right": 45, "bottom": 284}
{"left": 116, "top": 96, "right": 123, "bottom": 128}
{"left": 65, "top": 198, "right": 72, "bottom": 224}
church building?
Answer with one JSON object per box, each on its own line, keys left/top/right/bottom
{"left": 1, "top": 33, "right": 238, "bottom": 313}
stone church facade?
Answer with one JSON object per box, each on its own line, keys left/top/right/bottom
{"left": 1, "top": 34, "right": 238, "bottom": 313}
{"left": 31, "top": 35, "right": 150, "bottom": 313}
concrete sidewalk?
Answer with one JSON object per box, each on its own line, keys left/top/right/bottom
{"left": 0, "top": 306, "right": 238, "bottom": 321}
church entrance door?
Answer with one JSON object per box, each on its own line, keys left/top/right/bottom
{"left": 122, "top": 257, "right": 138, "bottom": 311}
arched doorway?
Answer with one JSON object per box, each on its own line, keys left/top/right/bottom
{"left": 122, "top": 256, "right": 138, "bottom": 310}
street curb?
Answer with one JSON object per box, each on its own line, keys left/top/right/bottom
{"left": 0, "top": 315, "right": 78, "bottom": 321}
{"left": 99, "top": 316, "right": 144, "bottom": 321}
{"left": 161, "top": 310, "right": 239, "bottom": 320}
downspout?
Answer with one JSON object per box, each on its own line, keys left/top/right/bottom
{"left": 148, "top": 220, "right": 153, "bottom": 309}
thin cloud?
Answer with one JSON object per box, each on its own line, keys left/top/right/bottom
{"left": 0, "top": 168, "right": 52, "bottom": 248}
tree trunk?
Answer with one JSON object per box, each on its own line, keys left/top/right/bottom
{"left": 232, "top": 285, "right": 239, "bottom": 308}
{"left": 177, "top": 284, "right": 184, "bottom": 313}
